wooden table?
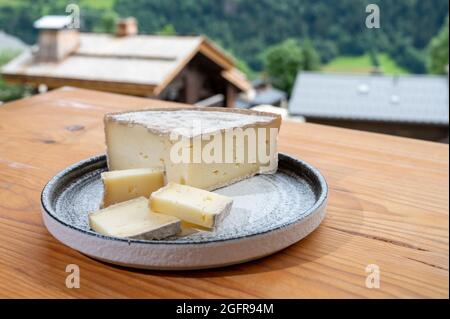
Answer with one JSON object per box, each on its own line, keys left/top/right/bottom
{"left": 0, "top": 87, "right": 448, "bottom": 298}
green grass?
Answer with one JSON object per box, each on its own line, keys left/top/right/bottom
{"left": 0, "top": 50, "right": 31, "bottom": 102}
{"left": 322, "top": 53, "right": 409, "bottom": 75}
{"left": 0, "top": 50, "right": 16, "bottom": 65}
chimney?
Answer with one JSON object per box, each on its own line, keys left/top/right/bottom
{"left": 34, "top": 15, "right": 80, "bottom": 62}
{"left": 116, "top": 17, "right": 138, "bottom": 37}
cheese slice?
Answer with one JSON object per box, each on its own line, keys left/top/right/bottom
{"left": 104, "top": 107, "right": 281, "bottom": 191}
{"left": 89, "top": 197, "right": 181, "bottom": 239}
{"left": 101, "top": 168, "right": 164, "bottom": 207}
{"left": 150, "top": 182, "right": 233, "bottom": 229}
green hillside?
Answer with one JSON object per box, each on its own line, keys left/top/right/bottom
{"left": 323, "top": 54, "right": 409, "bottom": 75}
{"left": 0, "top": 0, "right": 448, "bottom": 74}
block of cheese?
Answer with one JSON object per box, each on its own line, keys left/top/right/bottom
{"left": 150, "top": 182, "right": 233, "bottom": 229}
{"left": 101, "top": 168, "right": 164, "bottom": 207}
{"left": 89, "top": 197, "right": 181, "bottom": 240}
{"left": 104, "top": 107, "right": 281, "bottom": 191}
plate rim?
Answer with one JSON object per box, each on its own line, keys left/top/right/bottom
{"left": 41, "top": 153, "right": 328, "bottom": 246}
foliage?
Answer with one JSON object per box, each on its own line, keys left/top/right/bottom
{"left": 323, "top": 54, "right": 408, "bottom": 75}
{"left": 312, "top": 40, "right": 339, "bottom": 64}
{"left": 0, "top": 0, "right": 447, "bottom": 77}
{"left": 262, "top": 38, "right": 321, "bottom": 94}
{"left": 158, "top": 24, "right": 176, "bottom": 36}
{"left": 234, "top": 57, "right": 256, "bottom": 80}
{"left": 112, "top": 0, "right": 448, "bottom": 74}
{"left": 376, "top": 54, "right": 409, "bottom": 75}
{"left": 389, "top": 39, "right": 426, "bottom": 74}
{"left": 263, "top": 39, "right": 304, "bottom": 94}
{"left": 301, "top": 39, "right": 321, "bottom": 71}
{"left": 79, "top": 0, "right": 115, "bottom": 10}
{"left": 427, "top": 16, "right": 449, "bottom": 74}
{"left": 0, "top": 50, "right": 32, "bottom": 102}
{"left": 93, "top": 10, "right": 118, "bottom": 33}
{"left": 369, "top": 48, "right": 380, "bottom": 68}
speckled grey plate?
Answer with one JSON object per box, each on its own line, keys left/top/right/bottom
{"left": 41, "top": 153, "right": 327, "bottom": 270}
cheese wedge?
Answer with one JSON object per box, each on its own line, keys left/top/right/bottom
{"left": 89, "top": 197, "right": 181, "bottom": 239}
{"left": 150, "top": 182, "right": 233, "bottom": 229}
{"left": 101, "top": 168, "right": 164, "bottom": 207}
{"left": 104, "top": 107, "right": 281, "bottom": 191}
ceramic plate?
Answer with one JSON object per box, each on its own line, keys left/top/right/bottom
{"left": 41, "top": 153, "right": 327, "bottom": 270}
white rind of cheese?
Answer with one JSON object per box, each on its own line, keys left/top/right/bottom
{"left": 89, "top": 197, "right": 181, "bottom": 240}
{"left": 104, "top": 107, "right": 281, "bottom": 191}
{"left": 150, "top": 182, "right": 233, "bottom": 229}
{"left": 101, "top": 168, "right": 164, "bottom": 207}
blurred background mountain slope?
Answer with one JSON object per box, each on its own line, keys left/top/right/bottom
{"left": 0, "top": 0, "right": 448, "bottom": 75}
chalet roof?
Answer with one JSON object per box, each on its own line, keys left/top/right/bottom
{"left": 2, "top": 33, "right": 250, "bottom": 96}
{"left": 252, "top": 87, "right": 287, "bottom": 106}
{"left": 236, "top": 87, "right": 287, "bottom": 109}
{"left": 289, "top": 72, "right": 449, "bottom": 125}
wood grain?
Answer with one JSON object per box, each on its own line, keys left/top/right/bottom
{"left": 0, "top": 87, "right": 448, "bottom": 298}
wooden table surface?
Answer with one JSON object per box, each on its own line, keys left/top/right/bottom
{"left": 0, "top": 87, "right": 448, "bottom": 298}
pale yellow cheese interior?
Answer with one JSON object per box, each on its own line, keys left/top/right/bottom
{"left": 150, "top": 182, "right": 233, "bottom": 228}
{"left": 105, "top": 113, "right": 279, "bottom": 190}
{"left": 101, "top": 167, "right": 164, "bottom": 207}
{"left": 89, "top": 197, "right": 180, "bottom": 239}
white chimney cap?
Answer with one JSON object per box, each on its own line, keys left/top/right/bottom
{"left": 34, "top": 15, "right": 72, "bottom": 29}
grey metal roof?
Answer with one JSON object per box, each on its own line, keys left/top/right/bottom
{"left": 252, "top": 88, "right": 287, "bottom": 106}
{"left": 289, "top": 72, "right": 449, "bottom": 125}
{"left": 237, "top": 87, "right": 287, "bottom": 109}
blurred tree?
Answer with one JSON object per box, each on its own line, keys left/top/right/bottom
{"left": 93, "top": 10, "right": 118, "bottom": 33}
{"left": 234, "top": 57, "right": 256, "bottom": 80}
{"left": 313, "top": 39, "right": 339, "bottom": 64}
{"left": 263, "top": 39, "right": 304, "bottom": 95}
{"left": 302, "top": 39, "right": 321, "bottom": 71}
{"left": 215, "top": 44, "right": 257, "bottom": 80}
{"left": 389, "top": 34, "right": 427, "bottom": 74}
{"left": 400, "top": 46, "right": 426, "bottom": 74}
{"left": 369, "top": 47, "right": 380, "bottom": 68}
{"left": 427, "top": 16, "right": 449, "bottom": 74}
{"left": 158, "top": 24, "right": 176, "bottom": 36}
